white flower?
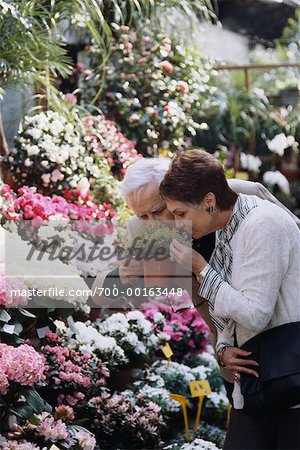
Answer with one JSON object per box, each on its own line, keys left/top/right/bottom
{"left": 240, "top": 153, "right": 262, "bottom": 173}
{"left": 54, "top": 320, "right": 67, "bottom": 332}
{"left": 263, "top": 170, "right": 290, "bottom": 195}
{"left": 153, "top": 312, "right": 165, "bottom": 323}
{"left": 206, "top": 390, "right": 228, "bottom": 407}
{"left": 24, "top": 158, "right": 32, "bottom": 167}
{"left": 179, "top": 438, "right": 220, "bottom": 450}
{"left": 267, "top": 133, "right": 294, "bottom": 156}
{"left": 196, "top": 351, "right": 218, "bottom": 369}
{"left": 50, "top": 119, "right": 65, "bottom": 135}
{"left": 77, "top": 177, "right": 90, "bottom": 196}
{"left": 191, "top": 365, "right": 211, "bottom": 380}
{"left": 139, "top": 385, "right": 180, "bottom": 413}
{"left": 27, "top": 145, "right": 40, "bottom": 156}
{"left": 27, "top": 127, "right": 42, "bottom": 140}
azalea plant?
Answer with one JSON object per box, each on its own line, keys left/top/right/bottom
{"left": 88, "top": 390, "right": 165, "bottom": 449}
{"left": 98, "top": 310, "right": 170, "bottom": 367}
{"left": 2, "top": 412, "right": 97, "bottom": 450}
{"left": 143, "top": 305, "right": 209, "bottom": 362}
{"left": 54, "top": 319, "right": 128, "bottom": 368}
{"left": 81, "top": 25, "right": 215, "bottom": 156}
{"left": 42, "top": 332, "right": 109, "bottom": 409}
{"left": 0, "top": 183, "right": 116, "bottom": 222}
{"left": 3, "top": 111, "right": 97, "bottom": 195}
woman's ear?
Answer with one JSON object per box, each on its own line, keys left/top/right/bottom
{"left": 203, "top": 192, "right": 216, "bottom": 209}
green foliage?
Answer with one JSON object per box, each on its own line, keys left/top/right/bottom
{"left": 11, "top": 387, "right": 52, "bottom": 419}
{"left": 81, "top": 25, "right": 216, "bottom": 155}
{"left": 0, "top": 0, "right": 72, "bottom": 85}
{"left": 202, "top": 87, "right": 270, "bottom": 148}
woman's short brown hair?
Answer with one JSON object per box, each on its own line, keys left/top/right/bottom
{"left": 159, "top": 150, "right": 238, "bottom": 210}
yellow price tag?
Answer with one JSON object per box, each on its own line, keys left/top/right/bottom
{"left": 189, "top": 380, "right": 212, "bottom": 397}
{"left": 161, "top": 343, "right": 173, "bottom": 359}
{"left": 169, "top": 394, "right": 190, "bottom": 441}
{"left": 168, "top": 393, "right": 190, "bottom": 406}
{"left": 189, "top": 381, "right": 212, "bottom": 432}
{"left": 227, "top": 402, "right": 231, "bottom": 427}
{"left": 49, "top": 446, "right": 60, "bottom": 450}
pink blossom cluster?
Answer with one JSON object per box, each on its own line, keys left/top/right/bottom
{"left": 37, "top": 415, "right": 68, "bottom": 441}
{"left": 42, "top": 333, "right": 109, "bottom": 393}
{"left": 0, "top": 343, "right": 46, "bottom": 395}
{"left": 54, "top": 404, "right": 75, "bottom": 423}
{"left": 143, "top": 304, "right": 209, "bottom": 359}
{"left": 0, "top": 274, "right": 29, "bottom": 308}
{"left": 73, "top": 429, "right": 97, "bottom": 450}
{"left": 0, "top": 440, "right": 44, "bottom": 450}
{"left": 0, "top": 184, "right": 116, "bottom": 222}
{"left": 88, "top": 391, "right": 164, "bottom": 447}
{"left": 57, "top": 391, "right": 85, "bottom": 408}
{"left": 83, "top": 115, "right": 142, "bottom": 179}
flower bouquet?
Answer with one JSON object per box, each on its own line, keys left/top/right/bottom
{"left": 126, "top": 224, "right": 191, "bottom": 288}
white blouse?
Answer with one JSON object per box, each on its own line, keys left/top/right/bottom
{"left": 201, "top": 198, "right": 300, "bottom": 408}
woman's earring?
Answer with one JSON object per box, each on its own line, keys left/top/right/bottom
{"left": 206, "top": 205, "right": 217, "bottom": 215}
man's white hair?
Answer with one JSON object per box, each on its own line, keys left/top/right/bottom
{"left": 121, "top": 157, "right": 171, "bottom": 205}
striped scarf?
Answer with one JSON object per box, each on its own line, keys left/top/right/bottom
{"left": 199, "top": 194, "right": 259, "bottom": 342}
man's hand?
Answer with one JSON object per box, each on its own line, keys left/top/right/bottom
{"left": 119, "top": 258, "right": 144, "bottom": 285}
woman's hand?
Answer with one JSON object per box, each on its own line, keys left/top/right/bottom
{"left": 170, "top": 239, "right": 207, "bottom": 274}
{"left": 222, "top": 347, "right": 259, "bottom": 384}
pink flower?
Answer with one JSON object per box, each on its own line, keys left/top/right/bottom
{"left": 177, "top": 81, "right": 189, "bottom": 93}
{"left": 129, "top": 114, "right": 139, "bottom": 123}
{"left": 2, "top": 344, "right": 46, "bottom": 386}
{"left": 124, "top": 42, "right": 133, "bottom": 51}
{"left": 76, "top": 63, "right": 85, "bottom": 71}
{"left": 74, "top": 430, "right": 96, "bottom": 450}
{"left": 37, "top": 416, "right": 68, "bottom": 441}
{"left": 41, "top": 173, "right": 51, "bottom": 185}
{"left": 159, "top": 61, "right": 173, "bottom": 73}
{"left": 0, "top": 367, "right": 9, "bottom": 395}
{"left": 65, "top": 93, "right": 77, "bottom": 105}
{"left": 83, "top": 69, "right": 92, "bottom": 77}
{"left": 54, "top": 404, "right": 75, "bottom": 423}
{"left": 51, "top": 169, "right": 64, "bottom": 182}
{"left": 0, "top": 275, "right": 29, "bottom": 307}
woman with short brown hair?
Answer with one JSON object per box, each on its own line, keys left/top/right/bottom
{"left": 160, "top": 150, "right": 300, "bottom": 450}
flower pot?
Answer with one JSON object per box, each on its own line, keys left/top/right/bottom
{"left": 143, "top": 258, "right": 177, "bottom": 288}
{"left": 108, "top": 367, "right": 144, "bottom": 392}
{"left": 109, "top": 368, "right": 134, "bottom": 391}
